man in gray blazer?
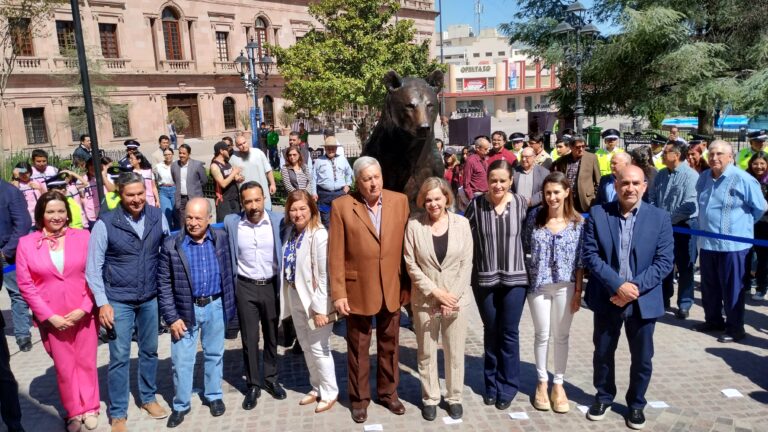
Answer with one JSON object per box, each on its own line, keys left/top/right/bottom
{"left": 171, "top": 144, "right": 208, "bottom": 227}
{"left": 512, "top": 147, "right": 549, "bottom": 209}
{"left": 223, "top": 181, "right": 287, "bottom": 410}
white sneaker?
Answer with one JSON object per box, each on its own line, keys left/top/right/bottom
{"left": 753, "top": 292, "right": 766, "bottom": 301}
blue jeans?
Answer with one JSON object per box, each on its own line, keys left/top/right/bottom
{"left": 1, "top": 259, "right": 31, "bottom": 341}
{"left": 107, "top": 299, "right": 159, "bottom": 419}
{"left": 171, "top": 298, "right": 225, "bottom": 412}
{"left": 159, "top": 186, "right": 176, "bottom": 231}
{"left": 473, "top": 284, "right": 527, "bottom": 402}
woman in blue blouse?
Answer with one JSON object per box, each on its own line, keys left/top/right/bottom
{"left": 523, "top": 171, "right": 584, "bottom": 413}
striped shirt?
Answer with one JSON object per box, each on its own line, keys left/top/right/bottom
{"left": 181, "top": 231, "right": 222, "bottom": 298}
{"left": 280, "top": 164, "right": 316, "bottom": 195}
{"left": 464, "top": 193, "right": 529, "bottom": 288}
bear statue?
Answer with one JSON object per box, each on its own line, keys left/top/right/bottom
{"left": 362, "top": 70, "right": 445, "bottom": 206}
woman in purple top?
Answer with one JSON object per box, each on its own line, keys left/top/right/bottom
{"left": 746, "top": 151, "right": 768, "bottom": 300}
{"left": 523, "top": 171, "right": 584, "bottom": 413}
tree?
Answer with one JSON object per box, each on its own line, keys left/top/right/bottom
{"left": 500, "top": 0, "right": 768, "bottom": 134}
{"left": 271, "top": 0, "right": 443, "bottom": 142}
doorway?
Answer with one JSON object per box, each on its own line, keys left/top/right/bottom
{"left": 167, "top": 94, "right": 201, "bottom": 138}
{"left": 263, "top": 95, "right": 275, "bottom": 126}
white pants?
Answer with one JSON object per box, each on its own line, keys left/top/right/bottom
{"left": 288, "top": 288, "right": 339, "bottom": 400}
{"left": 527, "top": 282, "right": 575, "bottom": 384}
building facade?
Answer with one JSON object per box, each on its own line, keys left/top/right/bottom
{"left": 437, "top": 25, "right": 558, "bottom": 119}
{"left": 2, "top": 0, "right": 437, "bottom": 154}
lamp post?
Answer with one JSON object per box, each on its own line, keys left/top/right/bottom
{"left": 551, "top": 1, "right": 599, "bottom": 136}
{"left": 234, "top": 37, "right": 275, "bottom": 148}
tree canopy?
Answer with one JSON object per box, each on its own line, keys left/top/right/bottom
{"left": 271, "top": 0, "right": 443, "bottom": 131}
{"left": 500, "top": 0, "right": 768, "bottom": 133}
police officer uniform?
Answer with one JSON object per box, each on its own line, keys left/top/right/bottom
{"left": 595, "top": 128, "right": 626, "bottom": 176}
{"left": 737, "top": 130, "right": 767, "bottom": 170}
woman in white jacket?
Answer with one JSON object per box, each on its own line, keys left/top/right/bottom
{"left": 280, "top": 190, "right": 338, "bottom": 413}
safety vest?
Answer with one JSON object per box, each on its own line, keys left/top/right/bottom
{"left": 596, "top": 148, "right": 625, "bottom": 177}
{"left": 105, "top": 191, "right": 121, "bottom": 210}
{"left": 737, "top": 148, "right": 757, "bottom": 170}
{"left": 550, "top": 148, "right": 560, "bottom": 162}
{"left": 66, "top": 197, "right": 83, "bottom": 229}
{"left": 652, "top": 150, "right": 665, "bottom": 170}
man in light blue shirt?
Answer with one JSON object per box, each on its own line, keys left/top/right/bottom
{"left": 650, "top": 141, "right": 699, "bottom": 318}
{"left": 695, "top": 140, "right": 767, "bottom": 343}
{"left": 314, "top": 138, "right": 353, "bottom": 226}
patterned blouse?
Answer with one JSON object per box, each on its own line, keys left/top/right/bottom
{"left": 522, "top": 206, "right": 585, "bottom": 294}
{"left": 282, "top": 230, "right": 305, "bottom": 285}
{"left": 464, "top": 193, "right": 529, "bottom": 288}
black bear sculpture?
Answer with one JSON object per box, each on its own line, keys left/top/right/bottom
{"left": 362, "top": 70, "right": 445, "bottom": 206}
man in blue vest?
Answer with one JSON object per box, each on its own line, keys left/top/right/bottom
{"left": 86, "top": 172, "right": 170, "bottom": 432}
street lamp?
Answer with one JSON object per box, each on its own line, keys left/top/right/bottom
{"left": 551, "top": 1, "right": 599, "bottom": 136}
{"left": 234, "top": 36, "right": 275, "bottom": 147}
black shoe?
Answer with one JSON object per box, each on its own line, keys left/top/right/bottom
{"left": 495, "top": 399, "right": 511, "bottom": 410}
{"left": 166, "top": 409, "right": 190, "bottom": 428}
{"left": 626, "top": 408, "right": 646, "bottom": 429}
{"left": 208, "top": 399, "right": 226, "bottom": 417}
{"left": 421, "top": 405, "right": 437, "bottom": 421}
{"left": 7, "top": 426, "right": 24, "bottom": 432}
{"left": 586, "top": 402, "right": 611, "bottom": 421}
{"left": 675, "top": 308, "right": 689, "bottom": 319}
{"left": 263, "top": 381, "right": 287, "bottom": 400}
{"left": 242, "top": 387, "right": 260, "bottom": 410}
{"left": 482, "top": 395, "right": 496, "bottom": 406}
{"left": 448, "top": 403, "right": 463, "bottom": 419}
{"left": 225, "top": 329, "right": 239, "bottom": 340}
{"left": 16, "top": 337, "right": 32, "bottom": 352}
{"left": 693, "top": 322, "right": 726, "bottom": 333}
{"left": 717, "top": 331, "right": 746, "bottom": 343}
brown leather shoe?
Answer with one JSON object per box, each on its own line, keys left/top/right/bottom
{"left": 380, "top": 399, "right": 406, "bottom": 415}
{"left": 351, "top": 407, "right": 367, "bottom": 423}
{"left": 110, "top": 418, "right": 127, "bottom": 432}
{"left": 141, "top": 401, "right": 169, "bottom": 419}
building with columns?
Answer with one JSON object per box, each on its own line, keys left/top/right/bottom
{"left": 2, "top": 0, "right": 437, "bottom": 154}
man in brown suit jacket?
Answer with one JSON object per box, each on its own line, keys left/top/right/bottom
{"left": 553, "top": 135, "right": 601, "bottom": 213}
{"left": 329, "top": 156, "right": 411, "bottom": 424}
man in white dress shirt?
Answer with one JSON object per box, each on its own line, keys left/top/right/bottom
{"left": 223, "top": 182, "right": 286, "bottom": 410}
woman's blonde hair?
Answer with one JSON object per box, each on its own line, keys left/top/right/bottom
{"left": 284, "top": 190, "right": 322, "bottom": 230}
{"left": 416, "top": 176, "right": 454, "bottom": 209}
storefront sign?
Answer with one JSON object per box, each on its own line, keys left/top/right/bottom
{"left": 460, "top": 65, "right": 492, "bottom": 73}
{"left": 463, "top": 78, "right": 487, "bottom": 91}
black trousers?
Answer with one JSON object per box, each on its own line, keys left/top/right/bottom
{"left": 236, "top": 277, "right": 279, "bottom": 388}
{"left": 0, "top": 328, "right": 22, "bottom": 429}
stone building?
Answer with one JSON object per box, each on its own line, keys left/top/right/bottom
{"left": 2, "top": 0, "right": 437, "bottom": 154}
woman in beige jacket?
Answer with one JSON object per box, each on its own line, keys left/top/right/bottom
{"left": 403, "top": 177, "right": 474, "bottom": 422}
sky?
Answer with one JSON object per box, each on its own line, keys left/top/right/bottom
{"left": 434, "top": 0, "right": 613, "bottom": 36}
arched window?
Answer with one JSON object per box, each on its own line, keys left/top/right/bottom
{"left": 254, "top": 17, "right": 268, "bottom": 59}
{"left": 162, "top": 7, "right": 183, "bottom": 60}
{"left": 263, "top": 95, "right": 274, "bottom": 126}
{"left": 223, "top": 97, "right": 236, "bottom": 129}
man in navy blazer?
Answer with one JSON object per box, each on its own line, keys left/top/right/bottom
{"left": 0, "top": 178, "right": 30, "bottom": 432}
{"left": 582, "top": 165, "right": 673, "bottom": 430}
{"left": 223, "top": 181, "right": 286, "bottom": 410}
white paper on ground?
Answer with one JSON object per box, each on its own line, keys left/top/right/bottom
{"left": 508, "top": 412, "right": 529, "bottom": 420}
{"left": 363, "top": 425, "right": 384, "bottom": 431}
{"left": 648, "top": 401, "right": 669, "bottom": 408}
{"left": 442, "top": 417, "right": 463, "bottom": 425}
{"left": 577, "top": 405, "right": 589, "bottom": 414}
{"left": 721, "top": 388, "right": 744, "bottom": 398}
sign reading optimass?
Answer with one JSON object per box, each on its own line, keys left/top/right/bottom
{"left": 460, "top": 65, "right": 492, "bottom": 73}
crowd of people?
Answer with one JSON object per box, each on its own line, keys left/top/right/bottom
{"left": 0, "top": 124, "right": 766, "bottom": 432}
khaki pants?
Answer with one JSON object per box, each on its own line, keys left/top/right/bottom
{"left": 413, "top": 307, "right": 468, "bottom": 405}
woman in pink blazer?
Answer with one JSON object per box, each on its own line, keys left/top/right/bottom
{"left": 16, "top": 191, "right": 100, "bottom": 432}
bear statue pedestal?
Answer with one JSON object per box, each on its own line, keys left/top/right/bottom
{"left": 448, "top": 116, "right": 492, "bottom": 147}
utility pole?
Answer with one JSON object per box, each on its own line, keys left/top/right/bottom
{"left": 474, "top": 0, "right": 483, "bottom": 35}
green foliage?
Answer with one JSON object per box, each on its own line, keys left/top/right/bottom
{"left": 238, "top": 110, "right": 251, "bottom": 130}
{"left": 502, "top": 0, "right": 768, "bottom": 133}
{"left": 271, "top": 0, "right": 444, "bottom": 123}
{"left": 167, "top": 108, "right": 190, "bottom": 135}
{"left": 2, "top": 150, "right": 67, "bottom": 181}
{"left": 278, "top": 106, "right": 295, "bottom": 129}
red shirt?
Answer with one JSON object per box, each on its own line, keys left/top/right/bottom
{"left": 486, "top": 148, "right": 517, "bottom": 166}
{"left": 463, "top": 153, "right": 488, "bottom": 197}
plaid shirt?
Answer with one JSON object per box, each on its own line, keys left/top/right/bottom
{"left": 181, "top": 231, "right": 221, "bottom": 298}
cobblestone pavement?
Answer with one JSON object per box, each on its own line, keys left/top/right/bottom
{"left": 2, "top": 283, "right": 767, "bottom": 432}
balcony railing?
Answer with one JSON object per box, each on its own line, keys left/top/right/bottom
{"left": 7, "top": 57, "right": 44, "bottom": 71}
{"left": 400, "top": 0, "right": 435, "bottom": 11}
{"left": 53, "top": 57, "right": 78, "bottom": 69}
{"left": 214, "top": 61, "right": 237, "bottom": 73}
{"left": 101, "top": 58, "right": 130, "bottom": 71}
{"left": 160, "top": 59, "right": 194, "bottom": 72}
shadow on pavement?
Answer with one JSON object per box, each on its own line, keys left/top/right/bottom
{"left": 705, "top": 347, "right": 768, "bottom": 404}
